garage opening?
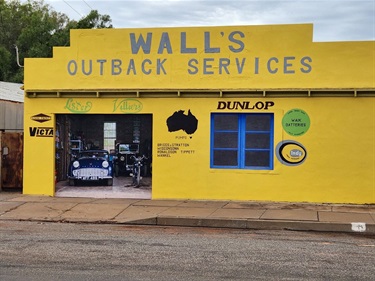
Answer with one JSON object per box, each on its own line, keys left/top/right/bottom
{"left": 55, "top": 114, "right": 152, "bottom": 199}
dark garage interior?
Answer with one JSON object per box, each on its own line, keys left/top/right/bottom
{"left": 55, "top": 114, "right": 152, "bottom": 198}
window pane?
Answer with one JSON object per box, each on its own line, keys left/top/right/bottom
{"left": 214, "top": 132, "right": 238, "bottom": 148}
{"left": 211, "top": 113, "right": 273, "bottom": 170}
{"left": 213, "top": 150, "right": 238, "bottom": 166}
{"left": 245, "top": 151, "right": 270, "bottom": 167}
{"left": 245, "top": 133, "right": 270, "bottom": 149}
{"left": 214, "top": 114, "right": 238, "bottom": 130}
{"left": 105, "top": 131, "right": 116, "bottom": 138}
{"left": 104, "top": 123, "right": 116, "bottom": 130}
{"left": 104, "top": 139, "right": 114, "bottom": 147}
{"left": 104, "top": 122, "right": 116, "bottom": 151}
{"left": 246, "top": 115, "right": 271, "bottom": 131}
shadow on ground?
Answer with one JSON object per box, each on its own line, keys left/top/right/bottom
{"left": 55, "top": 176, "right": 151, "bottom": 199}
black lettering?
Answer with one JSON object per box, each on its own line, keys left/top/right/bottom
{"left": 227, "top": 102, "right": 235, "bottom": 110}
{"left": 236, "top": 102, "right": 245, "bottom": 110}
{"left": 255, "top": 102, "right": 264, "bottom": 109}
{"left": 29, "top": 127, "right": 37, "bottom": 137}
{"left": 245, "top": 102, "right": 255, "bottom": 110}
{"left": 217, "top": 101, "right": 275, "bottom": 111}
{"left": 264, "top": 101, "right": 275, "bottom": 110}
{"left": 29, "top": 127, "right": 54, "bottom": 137}
{"left": 217, "top": 101, "right": 226, "bottom": 109}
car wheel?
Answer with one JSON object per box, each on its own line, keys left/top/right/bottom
{"left": 107, "top": 179, "right": 113, "bottom": 186}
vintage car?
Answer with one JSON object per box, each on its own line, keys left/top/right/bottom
{"left": 68, "top": 150, "right": 113, "bottom": 186}
{"left": 114, "top": 143, "right": 139, "bottom": 176}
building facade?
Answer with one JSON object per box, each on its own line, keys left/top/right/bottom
{"left": 23, "top": 24, "right": 375, "bottom": 203}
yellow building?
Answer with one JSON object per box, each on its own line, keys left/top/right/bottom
{"left": 23, "top": 24, "right": 375, "bottom": 203}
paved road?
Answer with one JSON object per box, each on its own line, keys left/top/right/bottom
{"left": 0, "top": 221, "right": 374, "bottom": 281}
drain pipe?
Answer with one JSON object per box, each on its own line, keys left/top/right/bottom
{"left": 14, "top": 45, "right": 24, "bottom": 68}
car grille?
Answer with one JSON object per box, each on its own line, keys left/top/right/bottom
{"left": 73, "top": 168, "right": 109, "bottom": 177}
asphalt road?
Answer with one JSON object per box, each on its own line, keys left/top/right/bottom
{"left": 0, "top": 221, "right": 374, "bottom": 281}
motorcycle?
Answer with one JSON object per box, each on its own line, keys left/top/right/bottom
{"left": 130, "top": 155, "right": 147, "bottom": 187}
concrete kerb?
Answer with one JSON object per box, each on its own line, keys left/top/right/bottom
{"left": 1, "top": 215, "right": 374, "bottom": 234}
{"left": 153, "top": 216, "right": 375, "bottom": 234}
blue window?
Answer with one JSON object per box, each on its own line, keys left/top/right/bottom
{"left": 211, "top": 113, "right": 274, "bottom": 169}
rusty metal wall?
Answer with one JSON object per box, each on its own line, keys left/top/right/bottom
{"left": 0, "top": 132, "right": 2, "bottom": 189}
{"left": 0, "top": 100, "right": 24, "bottom": 132}
{"left": 1, "top": 132, "right": 23, "bottom": 189}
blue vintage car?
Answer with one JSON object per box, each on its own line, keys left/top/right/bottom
{"left": 68, "top": 150, "right": 113, "bottom": 186}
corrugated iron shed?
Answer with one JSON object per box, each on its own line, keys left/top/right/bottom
{"left": 0, "top": 81, "right": 24, "bottom": 103}
{"left": 0, "top": 81, "right": 24, "bottom": 132}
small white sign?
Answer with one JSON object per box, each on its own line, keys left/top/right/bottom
{"left": 351, "top": 222, "right": 366, "bottom": 232}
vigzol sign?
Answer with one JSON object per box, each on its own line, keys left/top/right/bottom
{"left": 29, "top": 127, "right": 54, "bottom": 137}
{"left": 30, "top": 113, "right": 51, "bottom": 123}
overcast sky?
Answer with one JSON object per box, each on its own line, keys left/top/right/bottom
{"left": 44, "top": 0, "right": 374, "bottom": 42}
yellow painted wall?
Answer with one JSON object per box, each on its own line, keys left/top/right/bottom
{"left": 25, "top": 24, "right": 375, "bottom": 91}
{"left": 23, "top": 24, "right": 375, "bottom": 203}
{"left": 23, "top": 96, "right": 375, "bottom": 203}
{"left": 153, "top": 97, "right": 375, "bottom": 203}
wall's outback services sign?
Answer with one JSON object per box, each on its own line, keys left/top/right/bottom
{"left": 24, "top": 24, "right": 374, "bottom": 91}
{"left": 66, "top": 31, "right": 312, "bottom": 77}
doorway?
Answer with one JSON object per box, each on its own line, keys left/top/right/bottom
{"left": 54, "top": 114, "right": 152, "bottom": 198}
{"left": 0, "top": 132, "right": 23, "bottom": 190}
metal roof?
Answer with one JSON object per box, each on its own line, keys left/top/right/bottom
{"left": 0, "top": 81, "right": 24, "bottom": 103}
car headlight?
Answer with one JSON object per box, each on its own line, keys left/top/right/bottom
{"left": 102, "top": 161, "right": 109, "bottom": 168}
{"left": 73, "top": 161, "right": 80, "bottom": 168}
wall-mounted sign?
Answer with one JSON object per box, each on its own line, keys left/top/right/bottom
{"left": 112, "top": 98, "right": 143, "bottom": 113}
{"left": 25, "top": 24, "right": 374, "bottom": 92}
{"left": 29, "top": 127, "right": 54, "bottom": 137}
{"left": 65, "top": 31, "right": 313, "bottom": 78}
{"left": 276, "top": 140, "right": 307, "bottom": 166}
{"left": 31, "top": 113, "right": 51, "bottom": 123}
{"left": 166, "top": 109, "right": 198, "bottom": 135}
{"left": 282, "top": 108, "right": 310, "bottom": 136}
{"left": 156, "top": 142, "right": 195, "bottom": 158}
{"left": 65, "top": 98, "right": 92, "bottom": 113}
{"left": 217, "top": 101, "right": 274, "bottom": 110}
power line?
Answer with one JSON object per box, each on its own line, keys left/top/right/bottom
{"left": 82, "top": 0, "right": 93, "bottom": 11}
{"left": 62, "top": 0, "right": 83, "bottom": 17}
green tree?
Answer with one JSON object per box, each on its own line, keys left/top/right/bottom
{"left": 0, "top": 0, "right": 112, "bottom": 83}
{"left": 76, "top": 10, "right": 113, "bottom": 29}
{"left": 0, "top": 46, "right": 11, "bottom": 81}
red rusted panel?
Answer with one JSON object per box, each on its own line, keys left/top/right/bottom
{"left": 1, "top": 132, "right": 23, "bottom": 189}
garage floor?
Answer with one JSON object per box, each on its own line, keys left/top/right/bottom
{"left": 55, "top": 177, "right": 152, "bottom": 199}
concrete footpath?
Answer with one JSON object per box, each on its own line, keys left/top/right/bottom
{"left": 0, "top": 192, "right": 374, "bottom": 234}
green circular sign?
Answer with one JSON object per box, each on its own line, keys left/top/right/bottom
{"left": 282, "top": 109, "right": 310, "bottom": 136}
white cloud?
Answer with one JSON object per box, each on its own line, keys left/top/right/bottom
{"left": 44, "top": 0, "right": 375, "bottom": 41}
